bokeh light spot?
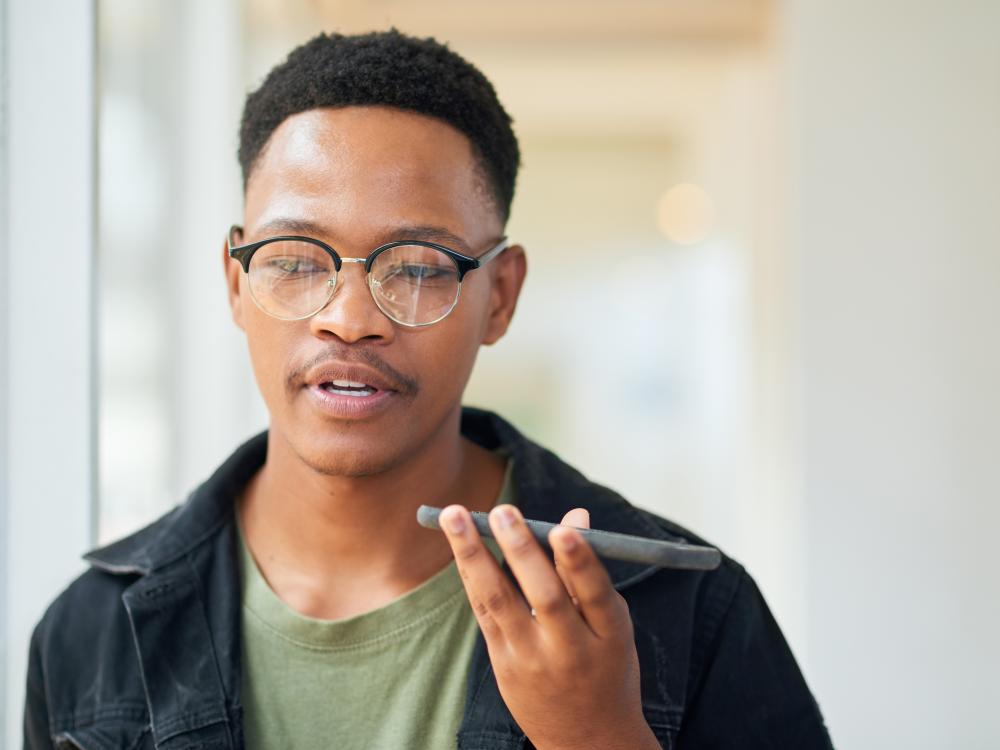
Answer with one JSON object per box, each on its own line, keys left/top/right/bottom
{"left": 656, "top": 183, "right": 714, "bottom": 245}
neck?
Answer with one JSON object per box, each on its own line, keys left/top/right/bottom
{"left": 238, "top": 408, "right": 505, "bottom": 620}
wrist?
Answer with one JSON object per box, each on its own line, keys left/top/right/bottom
{"left": 607, "top": 723, "right": 661, "bottom": 750}
{"left": 536, "top": 720, "right": 661, "bottom": 750}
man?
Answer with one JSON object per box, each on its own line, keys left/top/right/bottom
{"left": 24, "top": 30, "right": 832, "bottom": 749}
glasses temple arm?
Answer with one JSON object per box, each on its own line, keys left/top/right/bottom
{"left": 475, "top": 237, "right": 509, "bottom": 267}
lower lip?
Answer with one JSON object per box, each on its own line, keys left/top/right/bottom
{"left": 305, "top": 384, "right": 397, "bottom": 420}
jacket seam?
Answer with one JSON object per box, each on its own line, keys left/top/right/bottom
{"left": 186, "top": 551, "right": 237, "bottom": 749}
{"left": 153, "top": 710, "right": 229, "bottom": 744}
{"left": 51, "top": 703, "right": 149, "bottom": 727}
{"left": 122, "top": 591, "right": 158, "bottom": 747}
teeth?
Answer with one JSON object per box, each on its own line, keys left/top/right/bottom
{"left": 322, "top": 383, "right": 375, "bottom": 397}
{"left": 331, "top": 379, "right": 368, "bottom": 388}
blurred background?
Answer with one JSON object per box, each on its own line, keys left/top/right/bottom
{"left": 2, "top": 0, "right": 999, "bottom": 748}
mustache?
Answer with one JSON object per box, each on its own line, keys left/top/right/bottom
{"left": 287, "top": 345, "right": 419, "bottom": 398}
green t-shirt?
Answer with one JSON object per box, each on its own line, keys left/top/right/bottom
{"left": 237, "top": 459, "right": 512, "bottom": 750}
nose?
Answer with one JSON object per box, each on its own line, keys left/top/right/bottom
{"left": 308, "top": 259, "right": 395, "bottom": 343}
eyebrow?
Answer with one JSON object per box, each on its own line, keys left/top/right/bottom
{"left": 251, "top": 217, "right": 474, "bottom": 255}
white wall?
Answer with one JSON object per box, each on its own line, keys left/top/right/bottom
{"left": 1, "top": 1, "right": 97, "bottom": 747}
{"left": 97, "top": 0, "right": 264, "bottom": 545}
{"left": 784, "top": 1, "right": 1000, "bottom": 747}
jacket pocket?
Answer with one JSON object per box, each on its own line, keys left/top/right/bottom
{"left": 53, "top": 720, "right": 152, "bottom": 750}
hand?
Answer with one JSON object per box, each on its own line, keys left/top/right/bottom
{"left": 439, "top": 503, "right": 661, "bottom": 750}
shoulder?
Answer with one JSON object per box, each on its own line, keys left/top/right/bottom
{"left": 31, "top": 502, "right": 184, "bottom": 668}
{"left": 629, "top": 501, "right": 748, "bottom": 606}
{"left": 31, "top": 565, "right": 136, "bottom": 669}
{"left": 28, "top": 504, "right": 205, "bottom": 741}
{"left": 615, "top": 502, "right": 750, "bottom": 645}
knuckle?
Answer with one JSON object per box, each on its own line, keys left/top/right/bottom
{"left": 505, "top": 532, "right": 536, "bottom": 555}
{"left": 473, "top": 606, "right": 500, "bottom": 636}
{"left": 580, "top": 585, "right": 618, "bottom": 611}
{"left": 525, "top": 656, "right": 548, "bottom": 680}
{"left": 561, "top": 554, "right": 590, "bottom": 574}
{"left": 454, "top": 543, "right": 482, "bottom": 562}
{"left": 473, "top": 599, "right": 491, "bottom": 619}
{"left": 485, "top": 589, "right": 509, "bottom": 614}
{"left": 532, "top": 588, "right": 565, "bottom": 617}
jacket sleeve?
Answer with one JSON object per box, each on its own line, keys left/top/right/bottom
{"left": 23, "top": 622, "right": 55, "bottom": 750}
{"left": 676, "top": 570, "right": 835, "bottom": 749}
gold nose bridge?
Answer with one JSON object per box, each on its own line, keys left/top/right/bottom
{"left": 325, "top": 256, "right": 371, "bottom": 295}
{"left": 336, "top": 257, "right": 368, "bottom": 279}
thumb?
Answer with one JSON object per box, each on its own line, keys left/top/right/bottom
{"left": 554, "top": 507, "right": 590, "bottom": 607}
{"left": 559, "top": 507, "right": 590, "bottom": 529}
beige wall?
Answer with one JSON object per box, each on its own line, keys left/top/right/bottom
{"left": 784, "top": 1, "right": 1000, "bottom": 746}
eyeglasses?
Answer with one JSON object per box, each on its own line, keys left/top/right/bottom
{"left": 227, "top": 225, "right": 509, "bottom": 327}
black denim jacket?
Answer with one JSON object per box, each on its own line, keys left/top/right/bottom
{"left": 24, "top": 408, "right": 833, "bottom": 749}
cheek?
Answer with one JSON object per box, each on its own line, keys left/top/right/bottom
{"left": 397, "top": 290, "right": 485, "bottom": 402}
{"left": 420, "top": 283, "right": 490, "bottom": 387}
{"left": 243, "top": 307, "right": 297, "bottom": 407}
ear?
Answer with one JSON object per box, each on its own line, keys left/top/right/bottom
{"left": 481, "top": 243, "right": 527, "bottom": 345}
{"left": 222, "top": 232, "right": 246, "bottom": 332}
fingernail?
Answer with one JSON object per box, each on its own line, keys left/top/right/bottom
{"left": 443, "top": 509, "right": 466, "bottom": 534}
{"left": 495, "top": 506, "right": 518, "bottom": 530}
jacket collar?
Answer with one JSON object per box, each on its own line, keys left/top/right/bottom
{"left": 84, "top": 407, "right": 680, "bottom": 589}
{"left": 84, "top": 428, "right": 265, "bottom": 575}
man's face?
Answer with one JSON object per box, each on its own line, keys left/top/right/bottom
{"left": 223, "top": 106, "right": 524, "bottom": 476}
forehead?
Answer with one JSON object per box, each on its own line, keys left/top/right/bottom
{"left": 244, "top": 106, "right": 499, "bottom": 246}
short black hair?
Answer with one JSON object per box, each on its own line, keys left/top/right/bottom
{"left": 238, "top": 29, "right": 520, "bottom": 222}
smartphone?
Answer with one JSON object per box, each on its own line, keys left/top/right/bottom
{"left": 417, "top": 505, "right": 721, "bottom": 571}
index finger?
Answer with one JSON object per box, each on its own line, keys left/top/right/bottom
{"left": 439, "top": 504, "right": 535, "bottom": 643}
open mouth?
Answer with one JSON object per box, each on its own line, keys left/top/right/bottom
{"left": 319, "top": 379, "right": 378, "bottom": 398}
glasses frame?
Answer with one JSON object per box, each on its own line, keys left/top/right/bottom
{"left": 227, "top": 225, "right": 509, "bottom": 326}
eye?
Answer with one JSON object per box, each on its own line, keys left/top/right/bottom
{"left": 402, "top": 263, "right": 446, "bottom": 280}
{"left": 262, "top": 256, "right": 326, "bottom": 275}
{"left": 382, "top": 263, "right": 456, "bottom": 284}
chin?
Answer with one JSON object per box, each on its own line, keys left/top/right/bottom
{"left": 270, "top": 393, "right": 460, "bottom": 478}
{"left": 279, "top": 423, "right": 405, "bottom": 478}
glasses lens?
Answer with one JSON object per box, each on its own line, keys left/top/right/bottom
{"left": 370, "top": 244, "right": 461, "bottom": 325}
{"left": 247, "top": 240, "right": 336, "bottom": 319}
